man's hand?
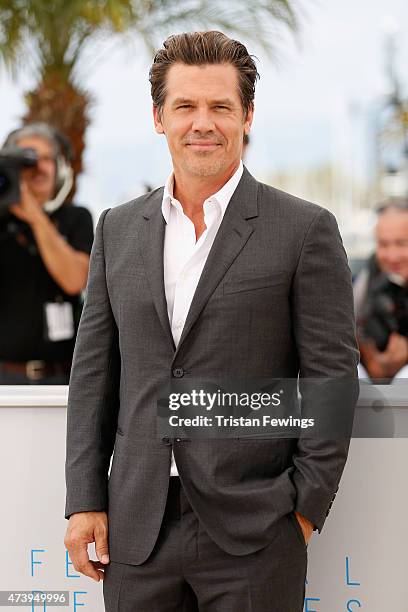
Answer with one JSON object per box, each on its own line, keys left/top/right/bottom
{"left": 64, "top": 511, "right": 109, "bottom": 582}
{"left": 379, "top": 333, "right": 408, "bottom": 376}
{"left": 360, "top": 333, "right": 408, "bottom": 379}
{"left": 9, "top": 180, "right": 45, "bottom": 226}
{"left": 9, "top": 178, "right": 90, "bottom": 294}
{"left": 295, "top": 511, "right": 314, "bottom": 545}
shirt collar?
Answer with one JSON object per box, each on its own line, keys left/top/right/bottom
{"left": 161, "top": 160, "right": 243, "bottom": 224}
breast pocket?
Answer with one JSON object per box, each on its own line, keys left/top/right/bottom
{"left": 223, "top": 272, "right": 286, "bottom": 295}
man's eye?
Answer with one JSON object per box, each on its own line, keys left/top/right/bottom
{"left": 177, "top": 105, "right": 191, "bottom": 109}
{"left": 215, "top": 105, "right": 228, "bottom": 110}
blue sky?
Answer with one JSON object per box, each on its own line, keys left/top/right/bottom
{"left": 1, "top": 0, "right": 408, "bottom": 219}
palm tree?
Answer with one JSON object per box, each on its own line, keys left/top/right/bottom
{"left": 0, "top": 0, "right": 304, "bottom": 195}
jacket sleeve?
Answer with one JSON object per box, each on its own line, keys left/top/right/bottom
{"left": 65, "top": 208, "right": 120, "bottom": 518}
{"left": 291, "top": 207, "right": 360, "bottom": 532}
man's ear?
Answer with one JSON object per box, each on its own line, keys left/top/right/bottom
{"left": 244, "top": 104, "right": 254, "bottom": 135}
{"left": 153, "top": 105, "right": 165, "bottom": 134}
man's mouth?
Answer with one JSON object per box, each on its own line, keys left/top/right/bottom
{"left": 186, "top": 142, "right": 221, "bottom": 150}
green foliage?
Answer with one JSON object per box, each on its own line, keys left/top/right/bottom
{"left": 0, "top": 0, "right": 303, "bottom": 81}
{"left": 0, "top": 0, "right": 304, "bottom": 194}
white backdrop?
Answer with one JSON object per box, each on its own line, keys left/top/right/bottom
{"left": 0, "top": 386, "right": 407, "bottom": 611}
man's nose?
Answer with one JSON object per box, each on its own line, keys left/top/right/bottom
{"left": 191, "top": 108, "right": 216, "bottom": 132}
{"left": 385, "top": 247, "right": 402, "bottom": 265}
{"left": 37, "top": 156, "right": 51, "bottom": 167}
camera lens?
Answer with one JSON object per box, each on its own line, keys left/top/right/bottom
{"left": 0, "top": 173, "right": 11, "bottom": 196}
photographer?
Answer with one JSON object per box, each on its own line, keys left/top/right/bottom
{"left": 354, "top": 201, "right": 408, "bottom": 380}
{"left": 0, "top": 123, "right": 93, "bottom": 384}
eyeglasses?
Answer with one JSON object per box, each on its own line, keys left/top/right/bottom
{"left": 35, "top": 154, "right": 56, "bottom": 164}
{"left": 20, "top": 148, "right": 56, "bottom": 164}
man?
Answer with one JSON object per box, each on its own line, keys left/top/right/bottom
{"left": 0, "top": 123, "right": 93, "bottom": 384}
{"left": 65, "top": 31, "right": 359, "bottom": 611}
{"left": 355, "top": 201, "right": 408, "bottom": 379}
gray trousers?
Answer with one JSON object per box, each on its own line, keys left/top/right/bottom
{"left": 103, "top": 478, "right": 307, "bottom": 611}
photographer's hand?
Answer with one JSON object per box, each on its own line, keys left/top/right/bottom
{"left": 10, "top": 179, "right": 89, "bottom": 295}
{"left": 359, "top": 339, "right": 385, "bottom": 378}
{"left": 9, "top": 180, "right": 45, "bottom": 225}
{"left": 379, "top": 333, "right": 408, "bottom": 377}
{"left": 360, "top": 333, "right": 408, "bottom": 379}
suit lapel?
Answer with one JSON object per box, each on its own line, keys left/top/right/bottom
{"left": 139, "top": 188, "right": 176, "bottom": 351}
{"left": 173, "top": 167, "right": 259, "bottom": 360}
{"left": 137, "top": 167, "right": 259, "bottom": 358}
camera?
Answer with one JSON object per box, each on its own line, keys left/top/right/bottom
{"left": 361, "top": 273, "right": 407, "bottom": 351}
{"left": 0, "top": 147, "right": 38, "bottom": 214}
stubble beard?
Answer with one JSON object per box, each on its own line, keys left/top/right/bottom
{"left": 180, "top": 153, "right": 228, "bottom": 178}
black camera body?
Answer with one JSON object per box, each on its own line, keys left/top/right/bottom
{"left": 0, "top": 147, "right": 38, "bottom": 214}
{"left": 362, "top": 273, "right": 408, "bottom": 351}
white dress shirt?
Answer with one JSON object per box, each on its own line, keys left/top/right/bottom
{"left": 162, "top": 161, "right": 244, "bottom": 476}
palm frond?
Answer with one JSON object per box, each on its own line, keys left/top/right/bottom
{"left": 130, "top": 0, "right": 305, "bottom": 59}
{"left": 2, "top": 0, "right": 306, "bottom": 81}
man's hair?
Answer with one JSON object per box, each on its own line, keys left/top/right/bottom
{"left": 376, "top": 198, "right": 408, "bottom": 216}
{"left": 149, "top": 31, "right": 259, "bottom": 118}
{"left": 3, "top": 122, "right": 61, "bottom": 158}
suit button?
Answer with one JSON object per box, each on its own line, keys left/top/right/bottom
{"left": 162, "top": 437, "right": 171, "bottom": 445}
{"left": 172, "top": 367, "right": 184, "bottom": 378}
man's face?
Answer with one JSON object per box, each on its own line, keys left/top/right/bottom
{"left": 17, "top": 135, "right": 56, "bottom": 204}
{"left": 376, "top": 210, "right": 408, "bottom": 281}
{"left": 153, "top": 62, "right": 253, "bottom": 179}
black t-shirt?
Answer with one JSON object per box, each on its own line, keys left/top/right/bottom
{"left": 0, "top": 203, "right": 94, "bottom": 362}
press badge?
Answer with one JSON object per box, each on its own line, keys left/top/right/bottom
{"left": 44, "top": 301, "right": 75, "bottom": 341}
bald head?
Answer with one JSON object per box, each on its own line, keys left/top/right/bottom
{"left": 376, "top": 206, "right": 408, "bottom": 281}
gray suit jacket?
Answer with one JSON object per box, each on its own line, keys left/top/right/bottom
{"left": 65, "top": 167, "right": 359, "bottom": 565}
